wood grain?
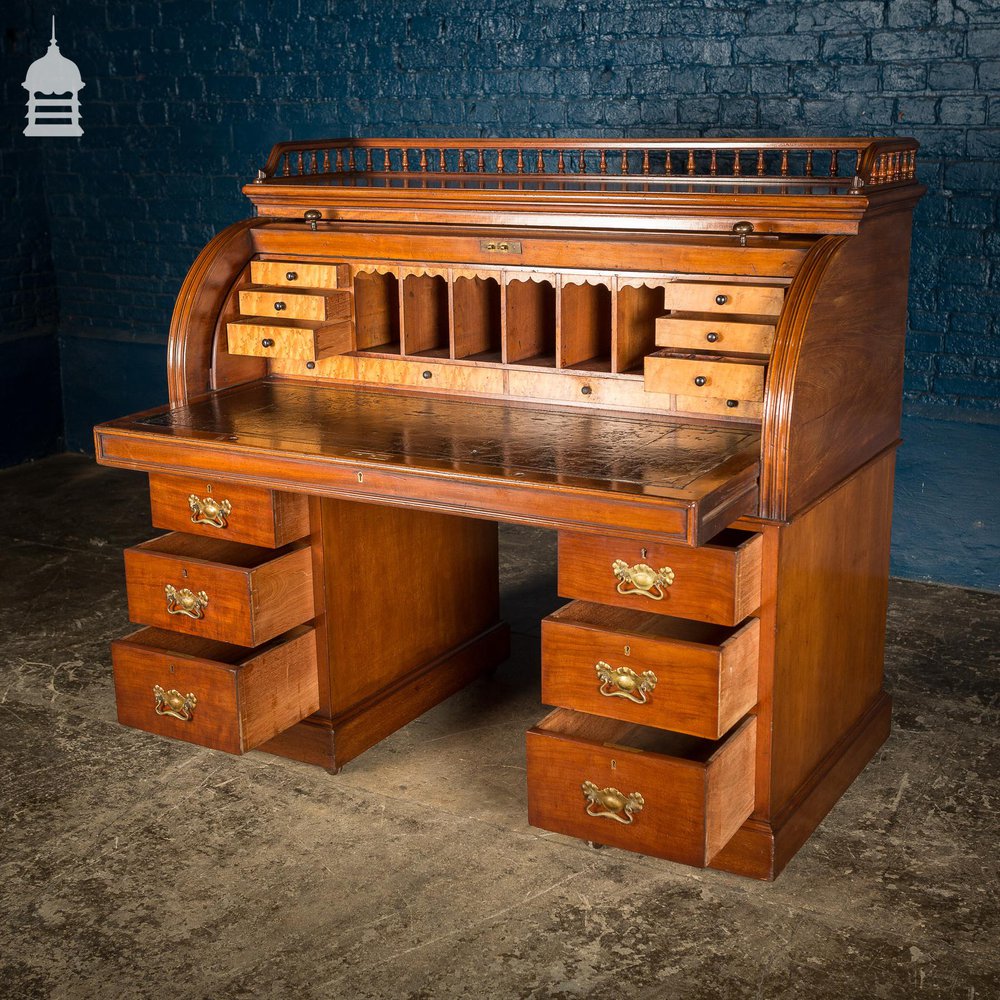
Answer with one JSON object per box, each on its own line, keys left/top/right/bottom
{"left": 226, "top": 318, "right": 353, "bottom": 360}
{"left": 123, "top": 532, "right": 314, "bottom": 646}
{"left": 558, "top": 529, "right": 763, "bottom": 626}
{"left": 526, "top": 709, "right": 756, "bottom": 866}
{"left": 655, "top": 315, "right": 776, "bottom": 355}
{"left": 250, "top": 259, "right": 349, "bottom": 289}
{"left": 238, "top": 287, "right": 352, "bottom": 323}
{"left": 644, "top": 352, "right": 767, "bottom": 401}
{"left": 541, "top": 601, "right": 759, "bottom": 739}
{"left": 663, "top": 280, "right": 785, "bottom": 316}
{"left": 148, "top": 473, "right": 309, "bottom": 548}
{"left": 112, "top": 625, "right": 319, "bottom": 754}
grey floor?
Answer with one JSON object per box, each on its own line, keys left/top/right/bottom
{"left": 1, "top": 454, "right": 997, "bottom": 1000}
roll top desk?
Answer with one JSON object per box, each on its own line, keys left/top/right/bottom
{"left": 94, "top": 137, "right": 923, "bottom": 880}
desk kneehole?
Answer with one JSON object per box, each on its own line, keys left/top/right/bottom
{"left": 123, "top": 532, "right": 315, "bottom": 647}
{"left": 111, "top": 625, "right": 319, "bottom": 754}
{"left": 526, "top": 709, "right": 757, "bottom": 868}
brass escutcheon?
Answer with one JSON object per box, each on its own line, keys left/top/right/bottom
{"left": 188, "top": 493, "right": 232, "bottom": 529}
{"left": 611, "top": 560, "right": 675, "bottom": 601}
{"left": 595, "top": 661, "right": 658, "bottom": 704}
{"left": 581, "top": 781, "right": 644, "bottom": 825}
{"left": 153, "top": 684, "right": 197, "bottom": 721}
{"left": 164, "top": 585, "right": 209, "bottom": 619}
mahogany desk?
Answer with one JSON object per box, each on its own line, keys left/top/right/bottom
{"left": 95, "top": 137, "right": 923, "bottom": 879}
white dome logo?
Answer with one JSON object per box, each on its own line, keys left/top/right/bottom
{"left": 23, "top": 16, "right": 85, "bottom": 137}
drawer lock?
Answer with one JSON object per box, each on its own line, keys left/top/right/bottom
{"left": 153, "top": 685, "right": 197, "bottom": 722}
{"left": 582, "top": 781, "right": 645, "bottom": 825}
{"left": 188, "top": 493, "right": 232, "bottom": 529}
{"left": 164, "top": 585, "right": 209, "bottom": 620}
{"left": 611, "top": 560, "right": 675, "bottom": 601}
{"left": 595, "top": 661, "right": 658, "bottom": 704}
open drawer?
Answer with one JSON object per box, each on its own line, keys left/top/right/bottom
{"left": 112, "top": 626, "right": 319, "bottom": 754}
{"left": 123, "top": 532, "right": 314, "bottom": 646}
{"left": 527, "top": 709, "right": 756, "bottom": 867}
{"left": 541, "top": 601, "right": 759, "bottom": 740}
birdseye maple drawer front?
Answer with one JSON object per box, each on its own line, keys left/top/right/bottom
{"left": 238, "top": 286, "right": 352, "bottom": 323}
{"left": 654, "top": 315, "right": 777, "bottom": 356}
{"left": 664, "top": 281, "right": 785, "bottom": 317}
{"left": 123, "top": 533, "right": 315, "bottom": 647}
{"left": 541, "top": 602, "right": 760, "bottom": 740}
{"left": 558, "top": 529, "right": 762, "bottom": 627}
{"left": 111, "top": 626, "right": 319, "bottom": 754}
{"left": 644, "top": 352, "right": 767, "bottom": 402}
{"left": 250, "top": 259, "right": 350, "bottom": 289}
{"left": 227, "top": 318, "right": 354, "bottom": 361}
{"left": 148, "top": 474, "right": 309, "bottom": 548}
{"left": 526, "top": 709, "right": 756, "bottom": 867}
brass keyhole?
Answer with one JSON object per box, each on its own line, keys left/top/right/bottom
{"left": 640, "top": 548, "right": 648, "bottom": 559}
{"left": 624, "top": 645, "right": 630, "bottom": 656}
{"left": 356, "top": 472, "right": 364, "bottom": 483}
{"left": 610, "top": 759, "right": 617, "bottom": 770}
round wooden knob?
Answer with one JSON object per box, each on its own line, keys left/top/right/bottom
{"left": 715, "top": 294, "right": 728, "bottom": 306}
{"left": 706, "top": 332, "right": 719, "bottom": 343}
{"left": 694, "top": 376, "right": 707, "bottom": 387}
{"left": 273, "top": 301, "right": 286, "bottom": 311}
{"left": 261, "top": 338, "right": 274, "bottom": 348}
{"left": 285, "top": 271, "right": 298, "bottom": 281}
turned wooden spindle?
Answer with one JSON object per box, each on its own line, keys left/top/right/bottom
{"left": 756, "top": 149, "right": 765, "bottom": 176}
{"left": 642, "top": 149, "right": 649, "bottom": 175}
{"left": 780, "top": 149, "right": 789, "bottom": 176}
{"left": 686, "top": 149, "right": 696, "bottom": 175}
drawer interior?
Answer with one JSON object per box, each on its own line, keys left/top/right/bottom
{"left": 547, "top": 600, "right": 740, "bottom": 647}
{"left": 134, "top": 532, "right": 302, "bottom": 568}
{"left": 117, "top": 623, "right": 313, "bottom": 665}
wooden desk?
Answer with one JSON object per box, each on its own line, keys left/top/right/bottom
{"left": 94, "top": 137, "right": 923, "bottom": 879}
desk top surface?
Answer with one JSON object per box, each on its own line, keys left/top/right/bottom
{"left": 96, "top": 380, "right": 762, "bottom": 543}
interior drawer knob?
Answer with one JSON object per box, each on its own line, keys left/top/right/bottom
{"left": 261, "top": 338, "right": 275, "bottom": 348}
{"left": 153, "top": 684, "right": 197, "bottom": 722}
{"left": 694, "top": 375, "right": 708, "bottom": 387}
{"left": 187, "top": 493, "right": 232, "bottom": 529}
{"left": 706, "top": 331, "right": 719, "bottom": 343}
{"left": 595, "top": 661, "right": 658, "bottom": 704}
{"left": 582, "top": 781, "right": 645, "bottom": 825}
{"left": 715, "top": 294, "right": 729, "bottom": 305}
{"left": 285, "top": 271, "right": 298, "bottom": 281}
{"left": 164, "top": 584, "right": 209, "bottom": 620}
{"left": 273, "top": 300, "right": 287, "bottom": 311}
{"left": 611, "top": 559, "right": 674, "bottom": 601}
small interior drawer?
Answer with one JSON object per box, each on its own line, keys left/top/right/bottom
{"left": 643, "top": 352, "right": 767, "bottom": 401}
{"left": 148, "top": 473, "right": 309, "bottom": 548}
{"left": 663, "top": 281, "right": 785, "bottom": 317}
{"left": 238, "top": 286, "right": 352, "bottom": 323}
{"left": 654, "top": 314, "right": 776, "bottom": 355}
{"left": 227, "top": 318, "right": 353, "bottom": 360}
{"left": 542, "top": 601, "right": 759, "bottom": 739}
{"left": 250, "top": 259, "right": 349, "bottom": 289}
{"left": 124, "top": 533, "right": 314, "bottom": 646}
{"left": 526, "top": 709, "right": 756, "bottom": 867}
{"left": 558, "top": 529, "right": 762, "bottom": 627}
{"left": 111, "top": 626, "right": 319, "bottom": 754}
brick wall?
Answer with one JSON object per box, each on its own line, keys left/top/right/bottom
{"left": 7, "top": 0, "right": 1000, "bottom": 447}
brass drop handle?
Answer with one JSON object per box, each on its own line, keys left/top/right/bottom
{"left": 733, "top": 220, "right": 755, "bottom": 246}
{"left": 164, "top": 585, "right": 208, "bottom": 619}
{"left": 582, "top": 781, "right": 644, "bottom": 825}
{"left": 304, "top": 209, "right": 322, "bottom": 230}
{"left": 596, "top": 661, "right": 658, "bottom": 704}
{"left": 188, "top": 493, "right": 231, "bottom": 529}
{"left": 153, "top": 685, "right": 197, "bottom": 722}
{"left": 273, "top": 300, "right": 286, "bottom": 311}
{"left": 612, "top": 560, "right": 674, "bottom": 601}
{"left": 285, "top": 270, "right": 298, "bottom": 281}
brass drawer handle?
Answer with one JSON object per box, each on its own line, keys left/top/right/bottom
{"left": 611, "top": 560, "right": 674, "bottom": 601}
{"left": 164, "top": 585, "right": 208, "bottom": 619}
{"left": 582, "top": 781, "right": 644, "bottom": 825}
{"left": 153, "top": 685, "right": 197, "bottom": 722}
{"left": 188, "top": 493, "right": 232, "bottom": 529}
{"left": 595, "top": 661, "right": 658, "bottom": 704}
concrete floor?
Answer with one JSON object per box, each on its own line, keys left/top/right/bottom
{"left": 0, "top": 454, "right": 997, "bottom": 1000}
